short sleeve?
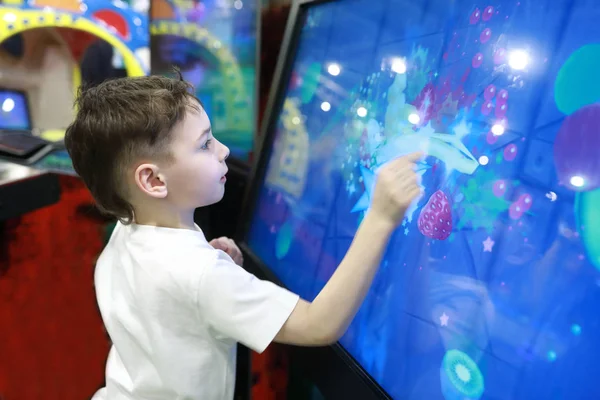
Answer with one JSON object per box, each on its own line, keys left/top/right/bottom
{"left": 196, "top": 251, "right": 300, "bottom": 353}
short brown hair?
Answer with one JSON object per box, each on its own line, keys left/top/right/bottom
{"left": 65, "top": 74, "right": 196, "bottom": 224}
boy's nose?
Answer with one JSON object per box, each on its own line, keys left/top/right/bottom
{"left": 221, "top": 144, "right": 230, "bottom": 161}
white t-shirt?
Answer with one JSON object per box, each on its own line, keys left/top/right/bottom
{"left": 91, "top": 222, "right": 299, "bottom": 400}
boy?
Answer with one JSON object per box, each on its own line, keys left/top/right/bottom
{"left": 65, "top": 75, "right": 422, "bottom": 400}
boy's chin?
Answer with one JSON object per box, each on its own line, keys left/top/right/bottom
{"left": 198, "top": 191, "right": 225, "bottom": 208}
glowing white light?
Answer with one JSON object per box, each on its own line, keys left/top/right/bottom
{"left": 546, "top": 191, "right": 557, "bottom": 202}
{"left": 2, "top": 98, "right": 15, "bottom": 113}
{"left": 356, "top": 107, "right": 368, "bottom": 118}
{"left": 491, "top": 124, "right": 505, "bottom": 136}
{"left": 234, "top": 0, "right": 243, "bottom": 9}
{"left": 134, "top": 47, "right": 150, "bottom": 72}
{"left": 292, "top": 116, "right": 301, "bottom": 125}
{"left": 455, "top": 364, "right": 471, "bottom": 383}
{"left": 327, "top": 63, "right": 341, "bottom": 76}
{"left": 570, "top": 175, "right": 585, "bottom": 188}
{"left": 3, "top": 13, "right": 17, "bottom": 23}
{"left": 321, "top": 101, "right": 331, "bottom": 112}
{"left": 508, "top": 50, "right": 529, "bottom": 70}
{"left": 408, "top": 113, "right": 420, "bottom": 124}
{"left": 479, "top": 156, "right": 489, "bottom": 165}
{"left": 391, "top": 58, "right": 407, "bottom": 74}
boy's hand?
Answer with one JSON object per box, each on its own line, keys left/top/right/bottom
{"left": 370, "top": 151, "right": 424, "bottom": 228}
{"left": 210, "top": 237, "right": 244, "bottom": 266}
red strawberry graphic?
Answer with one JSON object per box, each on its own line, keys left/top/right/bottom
{"left": 418, "top": 190, "right": 452, "bottom": 240}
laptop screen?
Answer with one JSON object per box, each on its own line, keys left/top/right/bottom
{"left": 0, "top": 89, "right": 31, "bottom": 131}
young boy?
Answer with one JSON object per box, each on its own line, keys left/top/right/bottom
{"left": 65, "top": 75, "right": 422, "bottom": 400}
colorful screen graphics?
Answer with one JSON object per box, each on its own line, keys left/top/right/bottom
{"left": 246, "top": 0, "right": 600, "bottom": 399}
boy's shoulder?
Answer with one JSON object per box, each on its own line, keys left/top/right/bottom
{"left": 100, "top": 221, "right": 220, "bottom": 287}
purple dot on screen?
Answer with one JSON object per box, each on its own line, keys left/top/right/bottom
{"left": 484, "top": 84, "right": 497, "bottom": 100}
{"left": 504, "top": 144, "right": 518, "bottom": 161}
{"left": 470, "top": 8, "right": 481, "bottom": 24}
{"left": 481, "top": 100, "right": 493, "bottom": 115}
{"left": 472, "top": 53, "right": 484, "bottom": 68}
{"left": 509, "top": 202, "right": 523, "bottom": 219}
{"left": 519, "top": 193, "right": 533, "bottom": 211}
{"left": 483, "top": 6, "right": 494, "bottom": 21}
{"left": 497, "top": 89, "right": 509, "bottom": 103}
{"left": 495, "top": 103, "right": 507, "bottom": 118}
{"left": 493, "top": 180, "right": 507, "bottom": 197}
{"left": 553, "top": 104, "right": 600, "bottom": 191}
{"left": 480, "top": 28, "right": 492, "bottom": 43}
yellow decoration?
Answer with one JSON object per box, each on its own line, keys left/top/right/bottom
{"left": 40, "top": 129, "right": 66, "bottom": 142}
{"left": 0, "top": 7, "right": 144, "bottom": 77}
{"left": 150, "top": 20, "right": 250, "bottom": 131}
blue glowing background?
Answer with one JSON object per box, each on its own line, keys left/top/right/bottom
{"left": 0, "top": 90, "right": 30, "bottom": 131}
{"left": 247, "top": 0, "right": 600, "bottom": 398}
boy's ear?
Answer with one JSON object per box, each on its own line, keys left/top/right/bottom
{"left": 134, "top": 163, "right": 168, "bottom": 199}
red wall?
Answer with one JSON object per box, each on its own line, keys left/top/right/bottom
{"left": 0, "top": 176, "right": 109, "bottom": 400}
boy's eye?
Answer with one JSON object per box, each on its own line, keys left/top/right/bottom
{"left": 200, "top": 139, "right": 212, "bottom": 150}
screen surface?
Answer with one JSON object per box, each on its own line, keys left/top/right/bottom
{"left": 0, "top": 90, "right": 30, "bottom": 131}
{"left": 247, "top": 0, "right": 600, "bottom": 398}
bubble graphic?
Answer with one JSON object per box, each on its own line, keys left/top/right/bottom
{"left": 480, "top": 28, "right": 492, "bottom": 43}
{"left": 504, "top": 144, "right": 518, "bottom": 161}
{"left": 483, "top": 6, "right": 494, "bottom": 21}
{"left": 484, "top": 85, "right": 496, "bottom": 100}
{"left": 472, "top": 53, "right": 484, "bottom": 68}
{"left": 470, "top": 8, "right": 481, "bottom": 24}
{"left": 493, "top": 180, "right": 507, "bottom": 197}
{"left": 440, "top": 350, "right": 485, "bottom": 400}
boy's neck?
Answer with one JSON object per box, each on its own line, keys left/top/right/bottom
{"left": 133, "top": 208, "right": 197, "bottom": 231}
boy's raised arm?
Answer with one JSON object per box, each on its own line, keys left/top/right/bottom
{"left": 274, "top": 152, "right": 423, "bottom": 346}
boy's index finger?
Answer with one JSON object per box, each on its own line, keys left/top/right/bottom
{"left": 403, "top": 151, "right": 425, "bottom": 163}
{"left": 378, "top": 151, "right": 425, "bottom": 172}
{"left": 389, "top": 151, "right": 423, "bottom": 168}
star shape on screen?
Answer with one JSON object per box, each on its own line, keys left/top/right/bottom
{"left": 440, "top": 312, "right": 449, "bottom": 326}
{"left": 351, "top": 166, "right": 376, "bottom": 213}
{"left": 418, "top": 121, "right": 436, "bottom": 136}
{"left": 483, "top": 236, "right": 495, "bottom": 252}
{"left": 346, "top": 182, "right": 356, "bottom": 195}
{"left": 453, "top": 119, "right": 471, "bottom": 140}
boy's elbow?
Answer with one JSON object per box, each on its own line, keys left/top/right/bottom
{"left": 320, "top": 333, "right": 341, "bottom": 346}
{"left": 280, "top": 300, "right": 343, "bottom": 346}
{"left": 311, "top": 326, "right": 342, "bottom": 346}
